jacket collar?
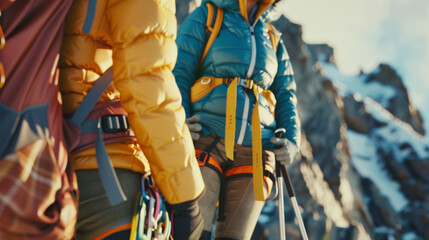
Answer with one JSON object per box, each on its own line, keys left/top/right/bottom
{"left": 202, "top": 0, "right": 275, "bottom": 22}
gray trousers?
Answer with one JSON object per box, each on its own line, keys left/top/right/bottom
{"left": 75, "top": 169, "right": 142, "bottom": 240}
{"left": 194, "top": 135, "right": 275, "bottom": 240}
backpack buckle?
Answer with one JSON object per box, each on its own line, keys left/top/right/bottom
{"left": 101, "top": 114, "right": 129, "bottom": 133}
{"left": 238, "top": 79, "right": 253, "bottom": 89}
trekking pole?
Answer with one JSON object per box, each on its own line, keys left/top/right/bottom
{"left": 275, "top": 129, "right": 309, "bottom": 240}
{"left": 276, "top": 160, "right": 287, "bottom": 240}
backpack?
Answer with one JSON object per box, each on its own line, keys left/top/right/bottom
{"left": 0, "top": 1, "right": 77, "bottom": 239}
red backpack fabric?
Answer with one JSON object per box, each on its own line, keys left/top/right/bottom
{"left": 0, "top": 1, "right": 78, "bottom": 239}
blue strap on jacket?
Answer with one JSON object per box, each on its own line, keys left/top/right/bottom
{"left": 69, "top": 67, "right": 127, "bottom": 205}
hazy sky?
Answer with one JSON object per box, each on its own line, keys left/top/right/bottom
{"left": 274, "top": 0, "right": 429, "bottom": 136}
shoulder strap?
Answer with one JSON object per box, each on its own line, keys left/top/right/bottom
{"left": 198, "top": 5, "right": 278, "bottom": 70}
{"left": 69, "top": 67, "right": 113, "bottom": 126}
{"left": 198, "top": 3, "right": 224, "bottom": 70}
{"left": 68, "top": 67, "right": 127, "bottom": 205}
{"left": 266, "top": 22, "right": 279, "bottom": 54}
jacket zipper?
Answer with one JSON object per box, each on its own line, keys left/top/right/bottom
{"left": 246, "top": 25, "right": 257, "bottom": 79}
{"left": 237, "top": 24, "right": 257, "bottom": 145}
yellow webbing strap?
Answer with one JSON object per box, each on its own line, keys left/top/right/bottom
{"left": 191, "top": 77, "right": 276, "bottom": 113}
{"left": 251, "top": 86, "right": 264, "bottom": 201}
{"left": 225, "top": 78, "right": 265, "bottom": 201}
{"left": 191, "top": 76, "right": 272, "bottom": 201}
{"left": 190, "top": 77, "right": 224, "bottom": 103}
{"left": 225, "top": 77, "right": 237, "bottom": 160}
{"left": 205, "top": 2, "right": 214, "bottom": 34}
{"left": 200, "top": 3, "right": 224, "bottom": 69}
{"left": 130, "top": 194, "right": 141, "bottom": 240}
{"left": 266, "top": 22, "right": 279, "bottom": 53}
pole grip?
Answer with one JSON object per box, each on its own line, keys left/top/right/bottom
{"left": 274, "top": 128, "right": 296, "bottom": 198}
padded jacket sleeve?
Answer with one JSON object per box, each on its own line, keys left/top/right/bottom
{"left": 269, "top": 38, "right": 301, "bottom": 148}
{"left": 173, "top": 6, "right": 208, "bottom": 117}
{"left": 107, "top": 0, "right": 204, "bottom": 204}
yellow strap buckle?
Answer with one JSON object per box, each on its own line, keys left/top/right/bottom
{"left": 238, "top": 78, "right": 254, "bottom": 89}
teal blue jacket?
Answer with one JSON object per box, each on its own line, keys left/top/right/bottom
{"left": 173, "top": 0, "right": 301, "bottom": 149}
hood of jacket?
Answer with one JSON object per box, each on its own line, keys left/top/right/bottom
{"left": 202, "top": 0, "right": 275, "bottom": 22}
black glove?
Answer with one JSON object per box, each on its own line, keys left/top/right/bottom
{"left": 167, "top": 199, "right": 204, "bottom": 240}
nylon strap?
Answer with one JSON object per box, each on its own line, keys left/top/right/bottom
{"left": 69, "top": 67, "right": 113, "bottom": 126}
{"left": 95, "top": 120, "right": 127, "bottom": 205}
{"left": 69, "top": 67, "right": 127, "bottom": 205}
{"left": 225, "top": 78, "right": 237, "bottom": 160}
{"left": 130, "top": 194, "right": 143, "bottom": 240}
{"left": 251, "top": 86, "right": 264, "bottom": 201}
{"left": 266, "top": 22, "right": 279, "bottom": 53}
{"left": 205, "top": 2, "right": 214, "bottom": 33}
{"left": 199, "top": 3, "right": 224, "bottom": 70}
{"left": 224, "top": 77, "right": 265, "bottom": 201}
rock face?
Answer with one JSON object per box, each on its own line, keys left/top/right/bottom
{"left": 366, "top": 63, "right": 425, "bottom": 135}
{"left": 175, "top": 1, "right": 429, "bottom": 239}
{"left": 271, "top": 15, "right": 375, "bottom": 240}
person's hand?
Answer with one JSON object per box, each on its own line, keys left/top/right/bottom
{"left": 185, "top": 115, "right": 202, "bottom": 140}
{"left": 270, "top": 137, "right": 298, "bottom": 166}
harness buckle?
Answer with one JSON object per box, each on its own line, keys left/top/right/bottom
{"left": 238, "top": 79, "right": 254, "bottom": 89}
{"left": 101, "top": 114, "right": 129, "bottom": 133}
{"left": 197, "top": 151, "right": 209, "bottom": 166}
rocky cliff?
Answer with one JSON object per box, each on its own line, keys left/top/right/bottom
{"left": 175, "top": 1, "right": 429, "bottom": 239}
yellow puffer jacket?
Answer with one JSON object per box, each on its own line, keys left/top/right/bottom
{"left": 59, "top": 0, "right": 204, "bottom": 205}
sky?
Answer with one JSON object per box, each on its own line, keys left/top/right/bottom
{"left": 274, "top": 0, "right": 429, "bottom": 137}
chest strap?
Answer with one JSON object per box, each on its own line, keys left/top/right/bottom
{"left": 190, "top": 76, "right": 276, "bottom": 113}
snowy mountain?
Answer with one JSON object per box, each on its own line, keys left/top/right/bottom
{"left": 175, "top": 1, "right": 429, "bottom": 239}
{"left": 256, "top": 15, "right": 429, "bottom": 240}
{"left": 320, "top": 63, "right": 428, "bottom": 240}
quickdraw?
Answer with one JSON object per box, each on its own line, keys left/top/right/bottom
{"left": 130, "top": 172, "right": 171, "bottom": 240}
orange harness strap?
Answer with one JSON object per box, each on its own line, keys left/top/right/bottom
{"left": 224, "top": 165, "right": 275, "bottom": 197}
{"left": 91, "top": 223, "right": 132, "bottom": 240}
{"left": 195, "top": 149, "right": 223, "bottom": 176}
